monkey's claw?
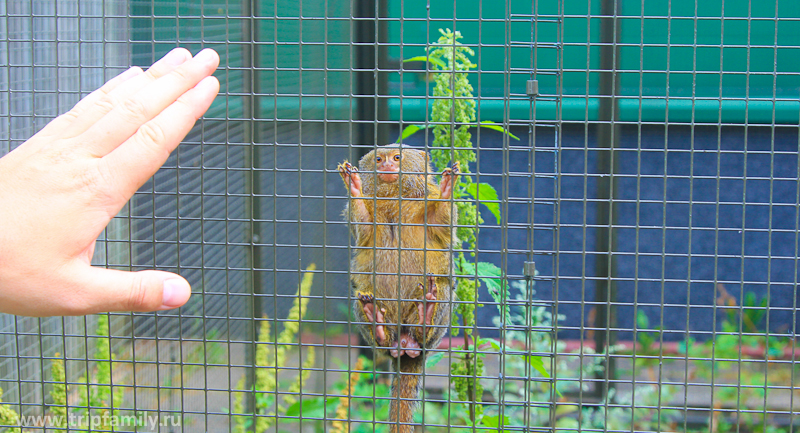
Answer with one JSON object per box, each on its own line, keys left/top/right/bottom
{"left": 338, "top": 161, "right": 358, "bottom": 176}
{"left": 357, "top": 293, "right": 374, "bottom": 305}
{"left": 441, "top": 161, "right": 460, "bottom": 176}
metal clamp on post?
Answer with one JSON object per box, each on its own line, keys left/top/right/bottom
{"left": 523, "top": 261, "right": 536, "bottom": 279}
{"left": 526, "top": 80, "right": 539, "bottom": 97}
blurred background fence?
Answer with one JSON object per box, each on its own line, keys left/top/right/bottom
{"left": 1, "top": 0, "right": 800, "bottom": 431}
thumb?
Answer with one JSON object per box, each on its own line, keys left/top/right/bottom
{"left": 74, "top": 267, "right": 192, "bottom": 314}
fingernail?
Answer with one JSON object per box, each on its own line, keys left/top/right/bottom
{"left": 162, "top": 48, "right": 190, "bottom": 67}
{"left": 161, "top": 278, "right": 191, "bottom": 309}
{"left": 117, "top": 66, "right": 142, "bottom": 82}
{"left": 194, "top": 48, "right": 218, "bottom": 65}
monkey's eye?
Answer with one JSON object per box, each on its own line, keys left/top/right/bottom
{"left": 376, "top": 156, "right": 382, "bottom": 163}
{"left": 393, "top": 154, "right": 401, "bottom": 162}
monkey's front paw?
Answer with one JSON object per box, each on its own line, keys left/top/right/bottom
{"left": 439, "top": 163, "right": 460, "bottom": 200}
{"left": 338, "top": 161, "right": 362, "bottom": 197}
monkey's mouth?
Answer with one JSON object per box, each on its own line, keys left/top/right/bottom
{"left": 378, "top": 172, "right": 399, "bottom": 183}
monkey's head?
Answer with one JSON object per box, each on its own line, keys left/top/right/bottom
{"left": 358, "top": 144, "right": 435, "bottom": 198}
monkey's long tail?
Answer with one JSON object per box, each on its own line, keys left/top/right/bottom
{"left": 389, "top": 356, "right": 425, "bottom": 433}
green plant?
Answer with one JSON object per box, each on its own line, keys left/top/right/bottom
{"left": 0, "top": 387, "right": 21, "bottom": 433}
{"left": 576, "top": 384, "right": 679, "bottom": 433}
{"left": 48, "top": 354, "right": 67, "bottom": 428}
{"left": 161, "top": 328, "right": 226, "bottom": 392}
{"left": 1, "top": 325, "right": 134, "bottom": 433}
{"left": 686, "top": 285, "right": 792, "bottom": 433}
{"left": 74, "top": 314, "right": 125, "bottom": 431}
{"left": 635, "top": 285, "right": 796, "bottom": 433}
{"left": 232, "top": 264, "right": 317, "bottom": 433}
{"left": 323, "top": 274, "right": 684, "bottom": 433}
{"left": 400, "top": 27, "right": 521, "bottom": 424}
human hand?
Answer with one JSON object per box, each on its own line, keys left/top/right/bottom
{"left": 0, "top": 47, "right": 220, "bottom": 317}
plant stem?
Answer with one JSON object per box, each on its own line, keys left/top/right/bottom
{"left": 463, "top": 333, "right": 478, "bottom": 424}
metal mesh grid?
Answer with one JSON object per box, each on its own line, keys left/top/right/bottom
{"left": 0, "top": 0, "right": 799, "bottom": 432}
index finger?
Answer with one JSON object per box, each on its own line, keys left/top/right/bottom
{"left": 61, "top": 48, "right": 194, "bottom": 140}
{"left": 35, "top": 66, "right": 143, "bottom": 139}
{"left": 100, "top": 75, "right": 220, "bottom": 203}
{"left": 80, "top": 48, "right": 219, "bottom": 157}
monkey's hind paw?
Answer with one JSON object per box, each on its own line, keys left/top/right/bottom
{"left": 358, "top": 294, "right": 389, "bottom": 346}
{"left": 415, "top": 276, "right": 439, "bottom": 327}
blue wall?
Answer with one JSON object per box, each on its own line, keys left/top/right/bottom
{"left": 406, "top": 124, "right": 800, "bottom": 340}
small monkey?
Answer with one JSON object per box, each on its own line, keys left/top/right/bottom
{"left": 338, "top": 144, "right": 459, "bottom": 433}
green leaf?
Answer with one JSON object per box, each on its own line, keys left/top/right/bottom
{"left": 255, "top": 393, "right": 275, "bottom": 409}
{"left": 479, "top": 121, "right": 520, "bottom": 140}
{"left": 284, "top": 397, "right": 331, "bottom": 418}
{"left": 464, "top": 261, "right": 511, "bottom": 325}
{"left": 555, "top": 404, "right": 579, "bottom": 417}
{"left": 519, "top": 354, "right": 563, "bottom": 397}
{"left": 524, "top": 355, "right": 550, "bottom": 378}
{"left": 396, "top": 124, "right": 431, "bottom": 143}
{"left": 402, "top": 55, "right": 447, "bottom": 69}
{"left": 455, "top": 256, "right": 476, "bottom": 275}
{"left": 426, "top": 351, "right": 446, "bottom": 368}
{"left": 481, "top": 414, "right": 510, "bottom": 428}
{"left": 678, "top": 337, "right": 696, "bottom": 355}
{"left": 465, "top": 182, "right": 501, "bottom": 224}
{"left": 475, "top": 261, "right": 502, "bottom": 277}
{"left": 636, "top": 310, "right": 649, "bottom": 329}
{"left": 456, "top": 259, "right": 507, "bottom": 307}
{"left": 479, "top": 338, "right": 503, "bottom": 351}
{"left": 376, "top": 402, "right": 391, "bottom": 419}
{"left": 476, "top": 261, "right": 504, "bottom": 296}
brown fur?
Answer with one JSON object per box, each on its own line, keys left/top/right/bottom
{"left": 338, "top": 144, "right": 459, "bottom": 433}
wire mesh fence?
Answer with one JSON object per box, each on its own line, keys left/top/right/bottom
{"left": 1, "top": 0, "right": 799, "bottom": 432}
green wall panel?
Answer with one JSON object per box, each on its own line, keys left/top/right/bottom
{"left": 387, "top": 0, "right": 800, "bottom": 124}
{"left": 129, "top": 0, "right": 800, "bottom": 124}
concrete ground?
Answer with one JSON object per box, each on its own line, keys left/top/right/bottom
{"left": 94, "top": 338, "right": 800, "bottom": 432}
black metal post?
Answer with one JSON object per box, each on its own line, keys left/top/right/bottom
{"left": 354, "top": 0, "right": 390, "bottom": 151}
{"left": 242, "top": 0, "right": 263, "bottom": 425}
{"left": 593, "top": 0, "right": 621, "bottom": 399}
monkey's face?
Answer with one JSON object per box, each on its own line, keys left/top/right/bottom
{"left": 374, "top": 150, "right": 402, "bottom": 183}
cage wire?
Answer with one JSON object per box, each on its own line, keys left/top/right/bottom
{"left": 1, "top": 0, "right": 800, "bottom": 432}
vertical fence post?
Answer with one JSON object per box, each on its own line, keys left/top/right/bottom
{"left": 354, "top": 0, "right": 389, "bottom": 148}
{"left": 593, "top": 0, "right": 621, "bottom": 399}
{"left": 242, "top": 0, "right": 263, "bottom": 424}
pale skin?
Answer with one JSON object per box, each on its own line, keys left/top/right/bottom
{"left": 0, "top": 47, "right": 221, "bottom": 317}
{"left": 339, "top": 152, "right": 459, "bottom": 357}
